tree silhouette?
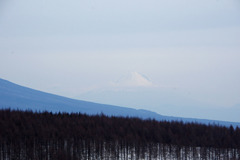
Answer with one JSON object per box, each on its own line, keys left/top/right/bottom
{"left": 0, "top": 109, "right": 239, "bottom": 159}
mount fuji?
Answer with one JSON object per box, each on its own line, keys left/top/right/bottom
{"left": 113, "top": 72, "right": 154, "bottom": 88}
{"left": 0, "top": 78, "right": 239, "bottom": 127}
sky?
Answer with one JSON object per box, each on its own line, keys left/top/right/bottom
{"left": 0, "top": 0, "right": 240, "bottom": 122}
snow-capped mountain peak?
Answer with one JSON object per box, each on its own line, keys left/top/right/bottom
{"left": 115, "top": 72, "right": 154, "bottom": 87}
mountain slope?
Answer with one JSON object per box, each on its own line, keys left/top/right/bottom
{"left": 0, "top": 78, "right": 239, "bottom": 127}
{"left": 0, "top": 78, "right": 164, "bottom": 118}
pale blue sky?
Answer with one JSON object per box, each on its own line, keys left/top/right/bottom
{"left": 0, "top": 0, "right": 240, "bottom": 121}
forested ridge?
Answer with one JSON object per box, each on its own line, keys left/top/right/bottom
{"left": 0, "top": 109, "right": 240, "bottom": 160}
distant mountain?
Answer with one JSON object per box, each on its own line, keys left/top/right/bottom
{"left": 113, "top": 72, "right": 154, "bottom": 87}
{"left": 0, "top": 78, "right": 239, "bottom": 127}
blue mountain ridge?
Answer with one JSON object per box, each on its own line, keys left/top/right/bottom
{"left": 0, "top": 78, "right": 239, "bottom": 128}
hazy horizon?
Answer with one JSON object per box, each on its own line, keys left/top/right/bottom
{"left": 0, "top": 0, "right": 240, "bottom": 122}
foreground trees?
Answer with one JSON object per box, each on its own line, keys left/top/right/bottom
{"left": 0, "top": 109, "right": 239, "bottom": 159}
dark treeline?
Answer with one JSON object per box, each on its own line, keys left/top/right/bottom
{"left": 0, "top": 109, "right": 240, "bottom": 160}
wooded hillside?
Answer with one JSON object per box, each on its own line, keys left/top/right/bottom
{"left": 0, "top": 109, "right": 239, "bottom": 159}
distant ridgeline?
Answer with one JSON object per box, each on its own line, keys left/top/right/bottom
{"left": 0, "top": 109, "right": 240, "bottom": 160}
{"left": 1, "top": 78, "right": 240, "bottom": 128}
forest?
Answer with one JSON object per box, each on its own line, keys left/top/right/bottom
{"left": 0, "top": 109, "right": 240, "bottom": 160}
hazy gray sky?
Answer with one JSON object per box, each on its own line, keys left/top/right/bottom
{"left": 0, "top": 0, "right": 240, "bottom": 121}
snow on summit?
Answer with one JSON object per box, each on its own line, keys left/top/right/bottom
{"left": 114, "top": 72, "right": 154, "bottom": 88}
